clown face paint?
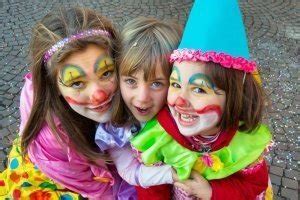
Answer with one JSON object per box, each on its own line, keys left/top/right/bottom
{"left": 58, "top": 44, "right": 117, "bottom": 123}
{"left": 120, "top": 67, "right": 169, "bottom": 123}
{"left": 167, "top": 61, "right": 226, "bottom": 137}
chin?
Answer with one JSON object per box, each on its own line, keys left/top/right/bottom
{"left": 178, "top": 125, "right": 212, "bottom": 137}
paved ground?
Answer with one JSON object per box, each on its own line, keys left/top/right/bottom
{"left": 0, "top": 0, "right": 299, "bottom": 199}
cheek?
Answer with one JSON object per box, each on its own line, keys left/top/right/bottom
{"left": 58, "top": 85, "right": 87, "bottom": 103}
{"left": 156, "top": 88, "right": 168, "bottom": 106}
{"left": 192, "top": 95, "right": 225, "bottom": 117}
{"left": 167, "top": 89, "right": 178, "bottom": 106}
{"left": 120, "top": 83, "right": 131, "bottom": 105}
{"left": 64, "top": 91, "right": 91, "bottom": 106}
{"left": 105, "top": 77, "right": 118, "bottom": 94}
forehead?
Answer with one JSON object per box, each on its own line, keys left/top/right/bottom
{"left": 59, "top": 44, "right": 108, "bottom": 72}
{"left": 122, "top": 63, "right": 168, "bottom": 80}
{"left": 172, "top": 61, "right": 207, "bottom": 77}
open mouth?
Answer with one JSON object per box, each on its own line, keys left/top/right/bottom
{"left": 171, "top": 107, "right": 199, "bottom": 126}
{"left": 176, "top": 112, "right": 199, "bottom": 126}
{"left": 135, "top": 106, "right": 151, "bottom": 116}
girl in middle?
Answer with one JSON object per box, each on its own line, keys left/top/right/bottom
{"left": 95, "top": 17, "right": 182, "bottom": 199}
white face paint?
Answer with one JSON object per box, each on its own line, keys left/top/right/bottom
{"left": 167, "top": 61, "right": 226, "bottom": 137}
{"left": 57, "top": 44, "right": 117, "bottom": 123}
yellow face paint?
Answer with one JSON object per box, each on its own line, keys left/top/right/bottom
{"left": 60, "top": 65, "right": 86, "bottom": 86}
{"left": 94, "top": 56, "right": 115, "bottom": 78}
{"left": 169, "top": 66, "right": 181, "bottom": 93}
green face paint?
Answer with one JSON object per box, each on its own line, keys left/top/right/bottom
{"left": 170, "top": 66, "right": 181, "bottom": 82}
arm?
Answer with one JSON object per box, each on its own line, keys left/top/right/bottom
{"left": 28, "top": 126, "right": 114, "bottom": 199}
{"left": 109, "top": 144, "right": 173, "bottom": 188}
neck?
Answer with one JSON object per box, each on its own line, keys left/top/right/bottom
{"left": 199, "top": 126, "right": 221, "bottom": 137}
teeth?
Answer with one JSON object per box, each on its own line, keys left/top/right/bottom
{"left": 178, "top": 113, "right": 197, "bottom": 122}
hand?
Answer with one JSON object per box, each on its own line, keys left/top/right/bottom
{"left": 174, "top": 171, "right": 212, "bottom": 200}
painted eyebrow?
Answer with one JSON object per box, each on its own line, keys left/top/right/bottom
{"left": 189, "top": 73, "right": 214, "bottom": 88}
{"left": 94, "top": 55, "right": 114, "bottom": 73}
{"left": 170, "top": 66, "right": 181, "bottom": 82}
{"left": 60, "top": 64, "right": 86, "bottom": 82}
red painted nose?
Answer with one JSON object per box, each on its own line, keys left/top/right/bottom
{"left": 175, "top": 97, "right": 189, "bottom": 107}
{"left": 91, "top": 90, "right": 108, "bottom": 106}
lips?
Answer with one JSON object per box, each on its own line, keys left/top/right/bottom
{"left": 88, "top": 95, "right": 114, "bottom": 113}
{"left": 173, "top": 108, "right": 199, "bottom": 126}
{"left": 134, "top": 106, "right": 151, "bottom": 116}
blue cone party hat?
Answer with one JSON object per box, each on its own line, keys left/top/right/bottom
{"left": 170, "top": 0, "right": 261, "bottom": 82}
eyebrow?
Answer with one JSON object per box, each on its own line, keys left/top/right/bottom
{"left": 60, "top": 64, "right": 86, "bottom": 83}
{"left": 170, "top": 66, "right": 181, "bottom": 82}
{"left": 94, "top": 55, "right": 114, "bottom": 73}
{"left": 189, "top": 73, "right": 214, "bottom": 88}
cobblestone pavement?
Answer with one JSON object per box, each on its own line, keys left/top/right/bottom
{"left": 0, "top": 0, "right": 299, "bottom": 199}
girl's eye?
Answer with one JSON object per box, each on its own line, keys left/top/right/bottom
{"left": 102, "top": 70, "right": 113, "bottom": 78}
{"left": 193, "top": 87, "right": 207, "bottom": 94}
{"left": 171, "top": 82, "right": 181, "bottom": 89}
{"left": 125, "top": 78, "right": 136, "bottom": 86}
{"left": 71, "top": 81, "right": 85, "bottom": 89}
{"left": 151, "top": 82, "right": 163, "bottom": 88}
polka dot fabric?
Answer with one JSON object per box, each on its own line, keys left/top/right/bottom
{"left": 0, "top": 138, "right": 81, "bottom": 199}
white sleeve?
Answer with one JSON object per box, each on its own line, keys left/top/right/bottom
{"left": 108, "top": 144, "right": 173, "bottom": 188}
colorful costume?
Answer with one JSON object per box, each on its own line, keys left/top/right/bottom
{"left": 130, "top": 0, "right": 273, "bottom": 199}
{"left": 0, "top": 73, "right": 135, "bottom": 199}
{"left": 95, "top": 123, "right": 173, "bottom": 200}
{"left": 131, "top": 107, "right": 272, "bottom": 199}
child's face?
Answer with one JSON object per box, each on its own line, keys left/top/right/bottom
{"left": 168, "top": 61, "right": 226, "bottom": 137}
{"left": 57, "top": 44, "right": 117, "bottom": 123}
{"left": 120, "top": 66, "right": 169, "bottom": 122}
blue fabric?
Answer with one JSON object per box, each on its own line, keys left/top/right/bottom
{"left": 95, "top": 123, "right": 133, "bottom": 152}
{"left": 179, "top": 0, "right": 250, "bottom": 59}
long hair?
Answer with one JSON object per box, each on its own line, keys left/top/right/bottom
{"left": 206, "top": 62, "right": 265, "bottom": 132}
{"left": 112, "top": 17, "right": 182, "bottom": 126}
{"left": 21, "top": 7, "right": 120, "bottom": 163}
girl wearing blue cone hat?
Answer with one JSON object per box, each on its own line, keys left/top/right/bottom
{"left": 131, "top": 0, "right": 273, "bottom": 199}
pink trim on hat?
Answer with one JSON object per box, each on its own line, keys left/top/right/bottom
{"left": 170, "top": 48, "right": 257, "bottom": 73}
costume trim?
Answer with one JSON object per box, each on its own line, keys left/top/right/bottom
{"left": 170, "top": 48, "right": 257, "bottom": 73}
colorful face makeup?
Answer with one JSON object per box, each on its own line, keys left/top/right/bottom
{"left": 57, "top": 44, "right": 117, "bottom": 123}
{"left": 167, "top": 61, "right": 226, "bottom": 137}
{"left": 119, "top": 66, "right": 169, "bottom": 123}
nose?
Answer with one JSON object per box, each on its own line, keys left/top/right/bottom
{"left": 136, "top": 85, "right": 151, "bottom": 103}
{"left": 91, "top": 90, "right": 108, "bottom": 106}
{"left": 175, "top": 96, "right": 190, "bottom": 107}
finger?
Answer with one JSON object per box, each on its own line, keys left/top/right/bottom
{"left": 176, "top": 178, "right": 194, "bottom": 186}
{"left": 191, "top": 170, "right": 205, "bottom": 182}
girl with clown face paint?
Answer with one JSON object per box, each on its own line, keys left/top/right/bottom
{"left": 0, "top": 7, "right": 137, "bottom": 199}
{"left": 168, "top": 62, "right": 226, "bottom": 138}
{"left": 130, "top": 0, "right": 273, "bottom": 199}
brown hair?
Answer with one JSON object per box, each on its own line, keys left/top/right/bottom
{"left": 21, "top": 7, "right": 120, "bottom": 163}
{"left": 206, "top": 62, "right": 264, "bottom": 132}
{"left": 112, "top": 17, "right": 182, "bottom": 125}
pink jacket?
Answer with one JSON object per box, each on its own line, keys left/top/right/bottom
{"left": 19, "top": 73, "right": 114, "bottom": 199}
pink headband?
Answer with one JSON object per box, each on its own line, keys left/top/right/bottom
{"left": 170, "top": 49, "right": 257, "bottom": 73}
{"left": 43, "top": 29, "right": 111, "bottom": 63}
